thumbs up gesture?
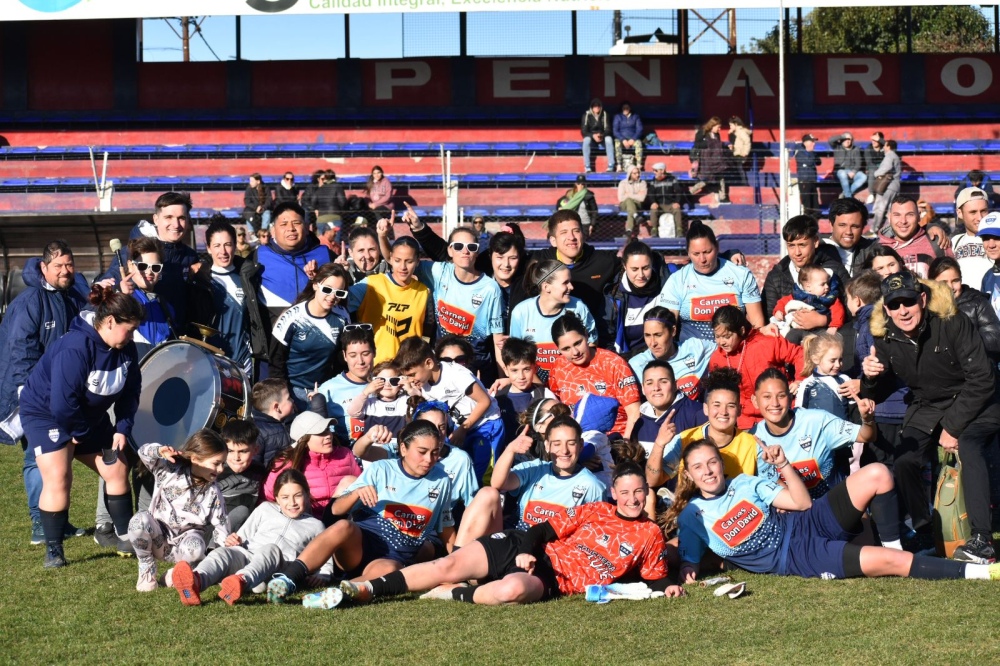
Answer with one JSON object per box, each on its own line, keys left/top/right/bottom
{"left": 861, "top": 345, "right": 885, "bottom": 379}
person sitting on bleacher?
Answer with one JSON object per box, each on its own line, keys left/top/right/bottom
{"left": 0, "top": 241, "right": 90, "bottom": 544}
{"left": 829, "top": 132, "right": 866, "bottom": 199}
{"left": 273, "top": 171, "right": 300, "bottom": 211}
{"left": 645, "top": 162, "right": 684, "bottom": 238}
{"left": 612, "top": 101, "right": 643, "bottom": 172}
{"left": 580, "top": 98, "right": 615, "bottom": 173}
{"left": 618, "top": 165, "right": 648, "bottom": 240}
{"left": 871, "top": 140, "right": 901, "bottom": 230}
{"left": 556, "top": 175, "right": 599, "bottom": 236}
{"left": 955, "top": 170, "right": 997, "bottom": 209}
{"left": 862, "top": 132, "right": 885, "bottom": 205}
{"left": 95, "top": 191, "right": 200, "bottom": 329}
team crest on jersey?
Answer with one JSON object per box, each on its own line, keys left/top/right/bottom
{"left": 619, "top": 541, "right": 634, "bottom": 558}
{"left": 684, "top": 356, "right": 696, "bottom": 369}
{"left": 428, "top": 487, "right": 440, "bottom": 502}
{"left": 723, "top": 277, "right": 735, "bottom": 286}
{"left": 572, "top": 485, "right": 586, "bottom": 501}
{"left": 471, "top": 294, "right": 483, "bottom": 308}
{"left": 595, "top": 381, "right": 607, "bottom": 394}
{"left": 798, "top": 435, "right": 813, "bottom": 452}
{"left": 48, "top": 428, "right": 60, "bottom": 442}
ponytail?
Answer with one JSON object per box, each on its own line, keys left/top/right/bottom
{"left": 656, "top": 440, "right": 717, "bottom": 536}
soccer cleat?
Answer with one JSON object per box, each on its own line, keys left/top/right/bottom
{"left": 116, "top": 538, "right": 135, "bottom": 558}
{"left": 218, "top": 574, "right": 246, "bottom": 606}
{"left": 171, "top": 561, "right": 202, "bottom": 606}
{"left": 302, "top": 587, "right": 345, "bottom": 610}
{"left": 30, "top": 518, "right": 44, "bottom": 546}
{"left": 136, "top": 559, "right": 159, "bottom": 593}
{"left": 338, "top": 580, "right": 372, "bottom": 605}
{"left": 953, "top": 534, "right": 996, "bottom": 564}
{"left": 266, "top": 574, "right": 297, "bottom": 604}
{"left": 43, "top": 543, "right": 67, "bottom": 569}
{"left": 93, "top": 523, "right": 117, "bottom": 548}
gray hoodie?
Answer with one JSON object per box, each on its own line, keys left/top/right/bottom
{"left": 237, "top": 502, "right": 334, "bottom": 576}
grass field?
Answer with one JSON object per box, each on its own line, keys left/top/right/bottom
{"left": 3, "top": 446, "right": 1000, "bottom": 666}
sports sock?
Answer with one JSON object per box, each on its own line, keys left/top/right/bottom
{"left": 452, "top": 585, "right": 479, "bottom": 603}
{"left": 281, "top": 559, "right": 309, "bottom": 586}
{"left": 965, "top": 564, "right": 992, "bottom": 580}
{"left": 881, "top": 539, "right": 903, "bottom": 550}
{"left": 39, "top": 508, "right": 68, "bottom": 546}
{"left": 105, "top": 493, "right": 133, "bottom": 538}
{"left": 869, "top": 489, "right": 901, "bottom": 543}
{"left": 909, "top": 555, "right": 966, "bottom": 580}
{"left": 368, "top": 571, "right": 408, "bottom": 598}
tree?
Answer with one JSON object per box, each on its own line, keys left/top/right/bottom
{"left": 747, "top": 6, "right": 993, "bottom": 54}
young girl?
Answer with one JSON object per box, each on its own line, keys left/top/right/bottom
{"left": 508, "top": 259, "right": 597, "bottom": 380}
{"left": 434, "top": 335, "right": 476, "bottom": 374}
{"left": 169, "top": 469, "right": 332, "bottom": 606}
{"left": 547, "top": 313, "right": 641, "bottom": 439}
{"left": 452, "top": 412, "right": 605, "bottom": 549}
{"left": 797, "top": 333, "right": 853, "bottom": 420}
{"left": 266, "top": 420, "right": 455, "bottom": 602}
{"left": 128, "top": 430, "right": 230, "bottom": 592}
{"left": 317, "top": 327, "right": 375, "bottom": 444}
{"left": 669, "top": 441, "right": 1000, "bottom": 583}
{"left": 708, "top": 305, "right": 803, "bottom": 430}
{"left": 863, "top": 245, "right": 906, "bottom": 278}
{"left": 264, "top": 411, "right": 361, "bottom": 520}
{"left": 347, "top": 236, "right": 429, "bottom": 364}
{"left": 345, "top": 360, "right": 410, "bottom": 440}
{"left": 270, "top": 263, "right": 350, "bottom": 408}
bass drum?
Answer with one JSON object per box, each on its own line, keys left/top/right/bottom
{"left": 132, "top": 339, "right": 251, "bottom": 447}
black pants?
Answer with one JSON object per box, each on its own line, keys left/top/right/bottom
{"left": 896, "top": 418, "right": 995, "bottom": 535}
{"left": 800, "top": 181, "right": 819, "bottom": 217}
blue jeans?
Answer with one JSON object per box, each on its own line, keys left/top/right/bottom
{"left": 23, "top": 440, "right": 41, "bottom": 522}
{"left": 261, "top": 210, "right": 272, "bottom": 230}
{"left": 583, "top": 136, "right": 615, "bottom": 171}
{"left": 836, "top": 169, "right": 866, "bottom": 197}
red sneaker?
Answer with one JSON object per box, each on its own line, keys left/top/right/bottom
{"left": 218, "top": 574, "right": 246, "bottom": 606}
{"left": 172, "top": 561, "right": 202, "bottom": 606}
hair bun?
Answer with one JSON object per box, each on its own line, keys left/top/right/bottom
{"left": 88, "top": 283, "right": 113, "bottom": 307}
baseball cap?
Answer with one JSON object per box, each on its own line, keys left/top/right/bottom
{"left": 290, "top": 411, "right": 334, "bottom": 441}
{"left": 842, "top": 132, "right": 853, "bottom": 140}
{"left": 880, "top": 271, "right": 921, "bottom": 305}
{"left": 956, "top": 187, "right": 989, "bottom": 212}
{"left": 801, "top": 133, "right": 818, "bottom": 142}
{"left": 977, "top": 211, "right": 1000, "bottom": 238}
{"left": 575, "top": 174, "right": 587, "bottom": 184}
{"left": 652, "top": 162, "right": 666, "bottom": 171}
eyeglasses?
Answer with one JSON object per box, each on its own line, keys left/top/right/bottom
{"left": 344, "top": 323, "right": 373, "bottom": 332}
{"left": 440, "top": 354, "right": 469, "bottom": 364}
{"left": 318, "top": 286, "right": 348, "bottom": 299}
{"left": 135, "top": 262, "right": 163, "bottom": 273}
{"left": 886, "top": 297, "right": 918, "bottom": 311}
{"left": 450, "top": 242, "right": 479, "bottom": 253}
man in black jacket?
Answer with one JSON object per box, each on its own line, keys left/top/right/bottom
{"left": 646, "top": 162, "right": 684, "bottom": 237}
{"left": 794, "top": 134, "right": 821, "bottom": 217}
{"left": 862, "top": 272, "right": 1000, "bottom": 562}
{"left": 580, "top": 98, "right": 615, "bottom": 173}
{"left": 824, "top": 197, "right": 879, "bottom": 277}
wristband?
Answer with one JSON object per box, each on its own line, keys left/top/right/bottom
{"left": 776, "top": 461, "right": 790, "bottom": 469}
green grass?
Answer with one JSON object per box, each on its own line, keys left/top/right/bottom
{"left": 3, "top": 446, "right": 1000, "bottom": 665}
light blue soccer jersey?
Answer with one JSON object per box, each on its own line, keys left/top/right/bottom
{"left": 750, "top": 408, "right": 861, "bottom": 499}
{"left": 628, "top": 337, "right": 716, "bottom": 400}
{"left": 657, "top": 259, "right": 761, "bottom": 342}
{"left": 509, "top": 460, "right": 605, "bottom": 531}
{"left": 383, "top": 441, "right": 479, "bottom": 508}
{"left": 344, "top": 459, "right": 454, "bottom": 560}
{"left": 416, "top": 262, "right": 504, "bottom": 364}
{"left": 508, "top": 296, "right": 598, "bottom": 374}
{"left": 677, "top": 474, "right": 786, "bottom": 574}
{"left": 271, "top": 301, "right": 345, "bottom": 389}
{"left": 317, "top": 372, "right": 367, "bottom": 443}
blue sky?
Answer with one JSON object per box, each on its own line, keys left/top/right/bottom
{"left": 141, "top": 8, "right": 784, "bottom": 61}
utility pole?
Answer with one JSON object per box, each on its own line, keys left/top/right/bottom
{"left": 728, "top": 9, "right": 737, "bottom": 53}
{"left": 613, "top": 10, "right": 623, "bottom": 43}
{"left": 181, "top": 16, "right": 190, "bottom": 62}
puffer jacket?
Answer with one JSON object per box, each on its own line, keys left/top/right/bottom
{"left": 251, "top": 408, "right": 292, "bottom": 468}
{"left": 956, "top": 284, "right": 1000, "bottom": 362}
{"left": 862, "top": 279, "right": 1000, "bottom": 436}
{"left": 264, "top": 447, "right": 362, "bottom": 519}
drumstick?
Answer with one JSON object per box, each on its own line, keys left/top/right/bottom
{"left": 110, "top": 238, "right": 126, "bottom": 284}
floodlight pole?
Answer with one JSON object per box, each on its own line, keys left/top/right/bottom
{"left": 778, "top": 0, "right": 788, "bottom": 257}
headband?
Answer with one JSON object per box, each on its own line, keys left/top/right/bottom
{"left": 412, "top": 400, "right": 450, "bottom": 419}
{"left": 534, "top": 262, "right": 566, "bottom": 288}
{"left": 531, "top": 400, "right": 553, "bottom": 429}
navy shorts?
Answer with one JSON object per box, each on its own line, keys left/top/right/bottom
{"left": 784, "top": 482, "right": 864, "bottom": 579}
{"left": 476, "top": 529, "right": 560, "bottom": 599}
{"left": 341, "top": 526, "right": 416, "bottom": 579}
{"left": 24, "top": 416, "right": 113, "bottom": 457}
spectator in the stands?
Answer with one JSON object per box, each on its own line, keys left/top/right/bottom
{"left": 302, "top": 170, "right": 325, "bottom": 225}
{"left": 917, "top": 200, "right": 937, "bottom": 229}
{"left": 726, "top": 116, "right": 751, "bottom": 186}
{"left": 315, "top": 169, "right": 347, "bottom": 241}
{"left": 96, "top": 191, "right": 199, "bottom": 329}
{"left": 317, "top": 223, "right": 337, "bottom": 252}
{"left": 794, "top": 134, "right": 821, "bottom": 218}
{"left": 337, "top": 226, "right": 389, "bottom": 285}
{"left": 646, "top": 162, "right": 684, "bottom": 238}
{"left": 762, "top": 215, "right": 851, "bottom": 327}
{"left": 863, "top": 132, "right": 885, "bottom": 205}
{"left": 273, "top": 171, "right": 300, "bottom": 210}
{"left": 256, "top": 228, "right": 270, "bottom": 247}
{"left": 618, "top": 165, "right": 648, "bottom": 239}
{"left": 365, "top": 165, "right": 394, "bottom": 215}
{"left": 250, "top": 201, "right": 334, "bottom": 329}
{"left": 530, "top": 209, "right": 620, "bottom": 348}
{"left": 557, "top": 175, "right": 599, "bottom": 236}
{"left": 955, "top": 169, "right": 996, "bottom": 207}
{"left": 613, "top": 100, "right": 644, "bottom": 172}
{"left": 824, "top": 197, "right": 878, "bottom": 278}
{"left": 878, "top": 194, "right": 953, "bottom": 278}
{"left": 472, "top": 216, "right": 491, "bottom": 249}
{"left": 696, "top": 117, "right": 729, "bottom": 206}
{"left": 829, "top": 132, "right": 866, "bottom": 199}
{"left": 951, "top": 187, "right": 993, "bottom": 289}
{"left": 235, "top": 225, "right": 253, "bottom": 259}
{"left": 243, "top": 173, "right": 271, "bottom": 232}
{"left": 0, "top": 241, "right": 90, "bottom": 544}
{"left": 581, "top": 98, "right": 614, "bottom": 173}
{"left": 871, "top": 140, "right": 901, "bottom": 230}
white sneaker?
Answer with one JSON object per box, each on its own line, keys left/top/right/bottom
{"left": 136, "top": 560, "right": 158, "bottom": 593}
{"left": 865, "top": 195, "right": 874, "bottom": 204}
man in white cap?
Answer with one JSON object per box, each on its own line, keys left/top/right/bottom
{"left": 646, "top": 162, "right": 683, "bottom": 237}
{"left": 977, "top": 212, "right": 1000, "bottom": 316}
{"left": 951, "top": 187, "right": 992, "bottom": 289}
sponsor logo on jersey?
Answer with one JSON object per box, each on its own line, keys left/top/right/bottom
{"left": 535, "top": 344, "right": 559, "bottom": 370}
{"left": 386, "top": 315, "right": 413, "bottom": 338}
{"left": 676, "top": 374, "right": 700, "bottom": 399}
{"left": 619, "top": 374, "right": 637, "bottom": 389}
{"left": 597, "top": 533, "right": 610, "bottom": 546}
{"left": 383, "top": 503, "right": 433, "bottom": 538}
{"left": 490, "top": 532, "right": 507, "bottom": 540}
{"left": 712, "top": 499, "right": 764, "bottom": 547}
{"left": 523, "top": 500, "right": 565, "bottom": 525}
{"left": 689, "top": 294, "right": 738, "bottom": 322}
{"left": 779, "top": 458, "right": 823, "bottom": 489}
{"left": 619, "top": 541, "right": 634, "bottom": 558}
{"left": 797, "top": 435, "right": 813, "bottom": 452}
{"left": 437, "top": 300, "right": 474, "bottom": 336}
{"left": 296, "top": 331, "right": 308, "bottom": 341}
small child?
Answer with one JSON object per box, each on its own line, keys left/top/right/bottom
{"left": 396, "top": 336, "right": 505, "bottom": 485}
{"left": 771, "top": 264, "right": 845, "bottom": 340}
{"left": 796, "top": 333, "right": 852, "bottom": 420}
{"left": 169, "top": 469, "right": 332, "bottom": 606}
{"left": 493, "top": 338, "right": 555, "bottom": 449}
{"left": 434, "top": 334, "right": 477, "bottom": 374}
{"left": 216, "top": 420, "right": 267, "bottom": 533}
{"left": 250, "top": 378, "right": 295, "bottom": 468}
{"left": 128, "top": 430, "right": 230, "bottom": 592}
{"left": 345, "top": 360, "right": 410, "bottom": 440}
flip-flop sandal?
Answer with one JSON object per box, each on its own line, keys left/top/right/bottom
{"left": 714, "top": 582, "right": 746, "bottom": 599}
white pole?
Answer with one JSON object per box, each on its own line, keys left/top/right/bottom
{"left": 100, "top": 151, "right": 109, "bottom": 192}
{"left": 778, "top": 0, "right": 788, "bottom": 258}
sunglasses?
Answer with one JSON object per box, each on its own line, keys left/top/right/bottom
{"left": 440, "top": 354, "right": 469, "bottom": 364}
{"left": 344, "top": 323, "right": 373, "bottom": 332}
{"left": 378, "top": 376, "right": 403, "bottom": 387}
{"left": 135, "top": 262, "right": 163, "bottom": 273}
{"left": 886, "top": 297, "right": 919, "bottom": 311}
{"left": 318, "top": 285, "right": 348, "bottom": 299}
{"left": 284, "top": 176, "right": 294, "bottom": 181}
{"left": 449, "top": 242, "right": 479, "bottom": 253}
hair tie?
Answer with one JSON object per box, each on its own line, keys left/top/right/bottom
{"left": 534, "top": 262, "right": 566, "bottom": 288}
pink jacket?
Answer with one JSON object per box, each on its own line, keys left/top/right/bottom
{"left": 264, "top": 447, "right": 361, "bottom": 519}
{"left": 367, "top": 178, "right": 393, "bottom": 209}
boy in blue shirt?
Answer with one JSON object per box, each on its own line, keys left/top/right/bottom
{"left": 494, "top": 338, "right": 554, "bottom": 450}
